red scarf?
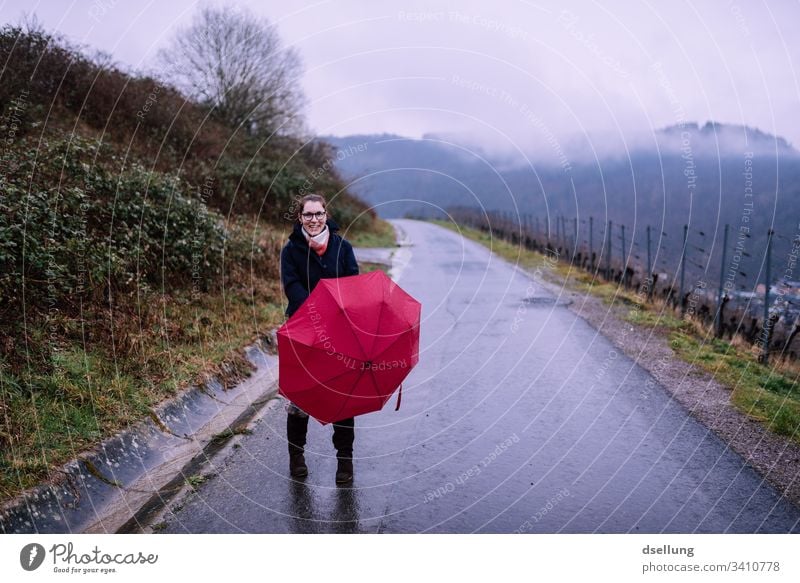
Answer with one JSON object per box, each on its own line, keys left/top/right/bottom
{"left": 302, "top": 224, "right": 329, "bottom": 256}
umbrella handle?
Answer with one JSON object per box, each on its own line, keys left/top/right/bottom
{"left": 395, "top": 383, "right": 403, "bottom": 411}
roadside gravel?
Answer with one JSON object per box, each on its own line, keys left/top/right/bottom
{"left": 529, "top": 262, "right": 800, "bottom": 511}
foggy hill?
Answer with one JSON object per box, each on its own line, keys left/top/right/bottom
{"left": 322, "top": 124, "right": 800, "bottom": 289}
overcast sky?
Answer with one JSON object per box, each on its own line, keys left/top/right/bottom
{"left": 2, "top": 0, "right": 799, "bottom": 161}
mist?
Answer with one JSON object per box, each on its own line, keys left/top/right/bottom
{"left": 2, "top": 0, "right": 799, "bottom": 165}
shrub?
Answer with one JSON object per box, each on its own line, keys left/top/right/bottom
{"left": 0, "top": 135, "right": 227, "bottom": 314}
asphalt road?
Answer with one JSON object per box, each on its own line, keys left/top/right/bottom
{"left": 154, "top": 219, "right": 800, "bottom": 533}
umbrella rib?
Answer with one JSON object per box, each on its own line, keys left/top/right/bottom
{"left": 369, "top": 368, "right": 383, "bottom": 397}
{"left": 322, "top": 283, "right": 370, "bottom": 360}
{"left": 367, "top": 297, "right": 387, "bottom": 357}
{"left": 329, "top": 362, "right": 387, "bottom": 423}
{"left": 305, "top": 342, "right": 363, "bottom": 361}
{"left": 285, "top": 341, "right": 363, "bottom": 366}
{"left": 329, "top": 366, "right": 367, "bottom": 422}
{"left": 306, "top": 361, "right": 366, "bottom": 393}
{"left": 281, "top": 345, "right": 365, "bottom": 394}
{"left": 329, "top": 390, "right": 351, "bottom": 424}
{"left": 367, "top": 325, "right": 419, "bottom": 366}
{"left": 285, "top": 366, "right": 364, "bottom": 421}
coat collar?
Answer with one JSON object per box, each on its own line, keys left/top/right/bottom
{"left": 290, "top": 217, "right": 340, "bottom": 246}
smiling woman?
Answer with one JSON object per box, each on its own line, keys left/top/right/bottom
{"left": 279, "top": 193, "right": 360, "bottom": 484}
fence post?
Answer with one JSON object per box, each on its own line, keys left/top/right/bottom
{"left": 679, "top": 225, "right": 687, "bottom": 316}
{"left": 557, "top": 215, "right": 562, "bottom": 252}
{"left": 606, "top": 220, "right": 613, "bottom": 281}
{"left": 545, "top": 215, "right": 551, "bottom": 252}
{"left": 567, "top": 216, "right": 572, "bottom": 258}
{"left": 621, "top": 223, "right": 627, "bottom": 288}
{"left": 760, "top": 229, "right": 774, "bottom": 363}
{"left": 715, "top": 224, "right": 729, "bottom": 338}
{"left": 646, "top": 225, "right": 653, "bottom": 299}
{"left": 566, "top": 216, "right": 571, "bottom": 257}
{"left": 573, "top": 217, "right": 578, "bottom": 263}
{"left": 522, "top": 213, "right": 527, "bottom": 245}
{"left": 589, "top": 216, "right": 594, "bottom": 273}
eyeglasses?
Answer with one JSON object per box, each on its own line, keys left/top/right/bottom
{"left": 301, "top": 211, "right": 326, "bottom": 221}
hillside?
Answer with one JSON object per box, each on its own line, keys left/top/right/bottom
{"left": 0, "top": 23, "right": 389, "bottom": 502}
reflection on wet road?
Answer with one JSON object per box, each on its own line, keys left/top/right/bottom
{"left": 157, "top": 220, "right": 800, "bottom": 533}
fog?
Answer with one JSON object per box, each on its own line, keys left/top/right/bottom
{"left": 2, "top": 0, "right": 799, "bottom": 165}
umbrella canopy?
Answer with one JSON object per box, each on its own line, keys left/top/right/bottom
{"left": 277, "top": 270, "right": 421, "bottom": 424}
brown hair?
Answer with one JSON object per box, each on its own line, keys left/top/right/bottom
{"left": 297, "top": 194, "right": 327, "bottom": 221}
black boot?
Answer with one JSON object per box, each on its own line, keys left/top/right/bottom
{"left": 287, "top": 412, "right": 309, "bottom": 479}
{"left": 335, "top": 456, "right": 353, "bottom": 485}
{"left": 290, "top": 453, "right": 308, "bottom": 478}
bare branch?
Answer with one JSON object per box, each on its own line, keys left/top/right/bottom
{"left": 156, "top": 3, "right": 307, "bottom": 137}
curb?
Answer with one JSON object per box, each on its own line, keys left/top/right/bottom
{"left": 0, "top": 335, "right": 280, "bottom": 534}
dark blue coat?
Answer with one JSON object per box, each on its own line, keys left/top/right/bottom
{"left": 280, "top": 217, "right": 359, "bottom": 317}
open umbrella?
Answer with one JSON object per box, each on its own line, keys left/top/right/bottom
{"left": 277, "top": 270, "right": 421, "bottom": 424}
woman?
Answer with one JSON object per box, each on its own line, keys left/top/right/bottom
{"left": 280, "top": 193, "right": 359, "bottom": 484}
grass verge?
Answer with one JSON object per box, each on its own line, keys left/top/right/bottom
{"left": 0, "top": 287, "right": 285, "bottom": 501}
{"left": 359, "top": 261, "right": 391, "bottom": 275}
{"left": 346, "top": 218, "right": 398, "bottom": 248}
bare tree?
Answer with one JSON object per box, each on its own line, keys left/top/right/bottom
{"left": 157, "top": 4, "right": 307, "bottom": 136}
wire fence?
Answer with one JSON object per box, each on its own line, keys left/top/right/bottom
{"left": 416, "top": 206, "right": 800, "bottom": 364}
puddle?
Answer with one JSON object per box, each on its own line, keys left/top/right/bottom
{"left": 521, "top": 296, "right": 572, "bottom": 307}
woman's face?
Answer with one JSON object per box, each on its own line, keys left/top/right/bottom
{"left": 301, "top": 201, "right": 326, "bottom": 236}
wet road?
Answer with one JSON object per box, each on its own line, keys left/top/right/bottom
{"left": 156, "top": 219, "right": 800, "bottom": 533}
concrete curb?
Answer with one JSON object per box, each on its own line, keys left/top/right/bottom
{"left": 0, "top": 336, "right": 280, "bottom": 534}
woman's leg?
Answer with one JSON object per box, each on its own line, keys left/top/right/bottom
{"left": 287, "top": 411, "right": 309, "bottom": 477}
{"left": 331, "top": 417, "right": 354, "bottom": 457}
{"left": 332, "top": 417, "right": 355, "bottom": 484}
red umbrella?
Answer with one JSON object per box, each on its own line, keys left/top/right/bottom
{"left": 277, "top": 270, "right": 421, "bottom": 424}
